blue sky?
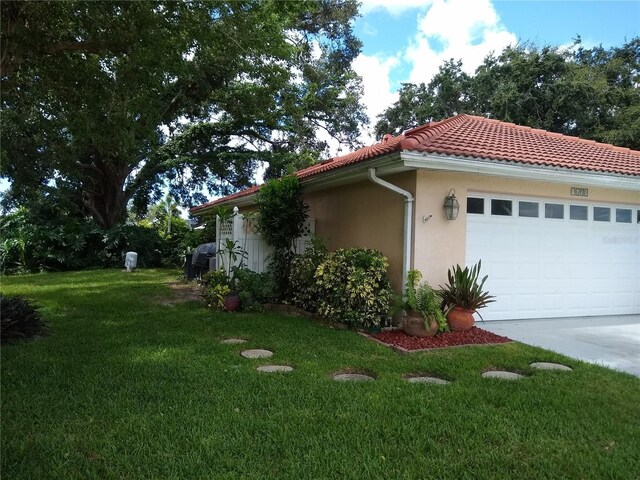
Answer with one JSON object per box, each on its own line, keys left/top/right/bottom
{"left": 351, "top": 0, "right": 640, "bottom": 142}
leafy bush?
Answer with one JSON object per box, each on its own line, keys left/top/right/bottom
{"left": 201, "top": 269, "right": 232, "bottom": 310}
{"left": 255, "top": 175, "right": 309, "bottom": 299}
{"left": 289, "top": 236, "right": 328, "bottom": 312}
{"left": 232, "top": 267, "right": 276, "bottom": 311}
{"left": 0, "top": 205, "right": 182, "bottom": 274}
{"left": 315, "top": 248, "right": 394, "bottom": 329}
{"left": 0, "top": 295, "right": 48, "bottom": 344}
{"left": 98, "top": 224, "right": 166, "bottom": 268}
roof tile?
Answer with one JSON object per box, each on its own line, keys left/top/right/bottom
{"left": 192, "top": 114, "right": 640, "bottom": 212}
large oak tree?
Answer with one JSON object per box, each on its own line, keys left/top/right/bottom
{"left": 1, "top": 0, "right": 366, "bottom": 227}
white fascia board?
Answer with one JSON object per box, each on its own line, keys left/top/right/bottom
{"left": 402, "top": 151, "right": 640, "bottom": 192}
{"left": 193, "top": 153, "right": 407, "bottom": 213}
{"left": 300, "top": 153, "right": 405, "bottom": 193}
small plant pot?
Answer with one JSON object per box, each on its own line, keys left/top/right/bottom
{"left": 223, "top": 293, "right": 241, "bottom": 312}
{"left": 402, "top": 310, "right": 438, "bottom": 337}
{"left": 446, "top": 307, "right": 475, "bottom": 331}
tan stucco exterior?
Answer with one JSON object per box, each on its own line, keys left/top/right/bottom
{"left": 304, "top": 171, "right": 416, "bottom": 290}
{"left": 302, "top": 167, "right": 639, "bottom": 291}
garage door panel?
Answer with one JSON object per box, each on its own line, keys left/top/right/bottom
{"left": 466, "top": 194, "right": 639, "bottom": 320}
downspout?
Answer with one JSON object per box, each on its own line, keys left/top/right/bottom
{"left": 367, "top": 168, "right": 414, "bottom": 286}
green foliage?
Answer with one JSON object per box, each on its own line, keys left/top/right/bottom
{"left": 203, "top": 284, "right": 231, "bottom": 311}
{"left": 0, "top": 295, "right": 48, "bottom": 344}
{"left": 98, "top": 225, "right": 166, "bottom": 269}
{"left": 289, "top": 236, "right": 328, "bottom": 312}
{"left": 415, "top": 283, "right": 448, "bottom": 333}
{"left": 1, "top": 0, "right": 366, "bottom": 227}
{"left": 232, "top": 267, "right": 276, "bottom": 311}
{"left": 375, "top": 39, "right": 640, "bottom": 150}
{"left": 219, "top": 239, "right": 248, "bottom": 276}
{"left": 404, "top": 269, "right": 422, "bottom": 311}
{"left": 0, "top": 203, "right": 183, "bottom": 274}
{"left": 315, "top": 248, "right": 394, "bottom": 328}
{"left": 256, "top": 175, "right": 309, "bottom": 299}
{"left": 201, "top": 269, "right": 232, "bottom": 310}
{"left": 439, "top": 261, "right": 496, "bottom": 315}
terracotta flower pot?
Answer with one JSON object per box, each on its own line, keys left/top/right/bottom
{"left": 402, "top": 310, "right": 438, "bottom": 337}
{"left": 223, "top": 293, "right": 241, "bottom": 312}
{"left": 446, "top": 307, "right": 475, "bottom": 331}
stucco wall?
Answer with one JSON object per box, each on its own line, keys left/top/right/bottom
{"left": 414, "top": 170, "right": 640, "bottom": 288}
{"left": 304, "top": 171, "right": 416, "bottom": 290}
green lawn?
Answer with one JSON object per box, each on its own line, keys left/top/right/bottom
{"left": 2, "top": 270, "right": 639, "bottom": 479}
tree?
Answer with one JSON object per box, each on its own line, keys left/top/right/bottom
{"left": 375, "top": 39, "right": 640, "bottom": 150}
{"left": 1, "top": 0, "right": 366, "bottom": 228}
{"left": 374, "top": 60, "right": 471, "bottom": 137}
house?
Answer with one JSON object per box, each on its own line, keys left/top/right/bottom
{"left": 191, "top": 114, "right": 640, "bottom": 321}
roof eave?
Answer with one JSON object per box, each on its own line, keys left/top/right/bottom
{"left": 191, "top": 152, "right": 408, "bottom": 216}
{"left": 402, "top": 151, "right": 640, "bottom": 192}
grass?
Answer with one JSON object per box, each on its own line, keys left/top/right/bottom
{"left": 1, "top": 269, "right": 639, "bottom": 479}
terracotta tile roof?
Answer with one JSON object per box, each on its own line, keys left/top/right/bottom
{"left": 191, "top": 114, "right": 640, "bottom": 213}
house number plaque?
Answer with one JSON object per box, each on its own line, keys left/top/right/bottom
{"left": 570, "top": 187, "right": 588, "bottom": 197}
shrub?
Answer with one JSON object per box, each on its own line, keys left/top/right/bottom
{"left": 0, "top": 295, "right": 48, "bottom": 344}
{"left": 99, "top": 224, "right": 166, "bottom": 268}
{"left": 289, "top": 236, "right": 327, "bottom": 312}
{"left": 255, "top": 175, "right": 309, "bottom": 299}
{"left": 201, "top": 269, "right": 232, "bottom": 310}
{"left": 315, "top": 248, "right": 394, "bottom": 329}
{"left": 232, "top": 267, "right": 276, "bottom": 311}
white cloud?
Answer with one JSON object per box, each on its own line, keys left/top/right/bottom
{"left": 352, "top": 54, "right": 401, "bottom": 144}
{"left": 360, "top": 0, "right": 433, "bottom": 15}
{"left": 406, "top": 0, "right": 517, "bottom": 83}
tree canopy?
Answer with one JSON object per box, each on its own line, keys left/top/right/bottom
{"left": 375, "top": 38, "right": 640, "bottom": 150}
{"left": 1, "top": 0, "right": 366, "bottom": 227}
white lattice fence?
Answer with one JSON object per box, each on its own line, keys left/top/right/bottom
{"left": 216, "top": 207, "right": 315, "bottom": 274}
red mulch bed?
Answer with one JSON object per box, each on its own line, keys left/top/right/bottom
{"left": 370, "top": 327, "right": 512, "bottom": 352}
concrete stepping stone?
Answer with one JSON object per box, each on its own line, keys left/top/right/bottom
{"left": 220, "top": 338, "right": 247, "bottom": 344}
{"left": 482, "top": 370, "right": 525, "bottom": 380}
{"left": 406, "top": 376, "right": 451, "bottom": 385}
{"left": 332, "top": 373, "right": 375, "bottom": 382}
{"left": 241, "top": 349, "right": 273, "bottom": 359}
{"left": 530, "top": 362, "right": 572, "bottom": 371}
{"left": 256, "top": 365, "right": 293, "bottom": 373}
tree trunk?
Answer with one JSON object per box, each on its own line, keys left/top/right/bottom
{"left": 82, "top": 162, "right": 131, "bottom": 228}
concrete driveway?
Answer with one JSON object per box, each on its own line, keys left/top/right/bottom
{"left": 482, "top": 315, "right": 640, "bottom": 377}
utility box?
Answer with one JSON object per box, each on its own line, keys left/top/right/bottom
{"left": 125, "top": 251, "right": 138, "bottom": 272}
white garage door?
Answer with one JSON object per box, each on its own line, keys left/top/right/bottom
{"left": 466, "top": 194, "right": 640, "bottom": 321}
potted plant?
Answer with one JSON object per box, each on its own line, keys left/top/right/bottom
{"left": 439, "top": 260, "right": 495, "bottom": 331}
{"left": 201, "top": 269, "right": 240, "bottom": 312}
{"left": 401, "top": 270, "right": 440, "bottom": 337}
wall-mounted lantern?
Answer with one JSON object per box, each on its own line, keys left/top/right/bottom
{"left": 443, "top": 188, "right": 460, "bottom": 220}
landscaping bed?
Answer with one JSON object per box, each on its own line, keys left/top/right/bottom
{"left": 370, "top": 326, "right": 512, "bottom": 352}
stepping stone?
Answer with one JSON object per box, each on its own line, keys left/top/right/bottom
{"left": 332, "top": 373, "right": 375, "bottom": 382}
{"left": 256, "top": 365, "right": 293, "bottom": 373}
{"left": 220, "top": 338, "right": 247, "bottom": 344}
{"left": 530, "top": 362, "right": 572, "bottom": 371}
{"left": 482, "top": 370, "right": 525, "bottom": 380}
{"left": 241, "top": 349, "right": 273, "bottom": 359}
{"left": 406, "top": 376, "right": 451, "bottom": 385}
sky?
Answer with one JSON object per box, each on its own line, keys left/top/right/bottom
{"left": 351, "top": 0, "right": 640, "bottom": 143}
{"left": 1, "top": 1, "right": 638, "bottom": 201}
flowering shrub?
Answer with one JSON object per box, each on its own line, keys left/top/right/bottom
{"left": 315, "top": 248, "right": 394, "bottom": 328}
